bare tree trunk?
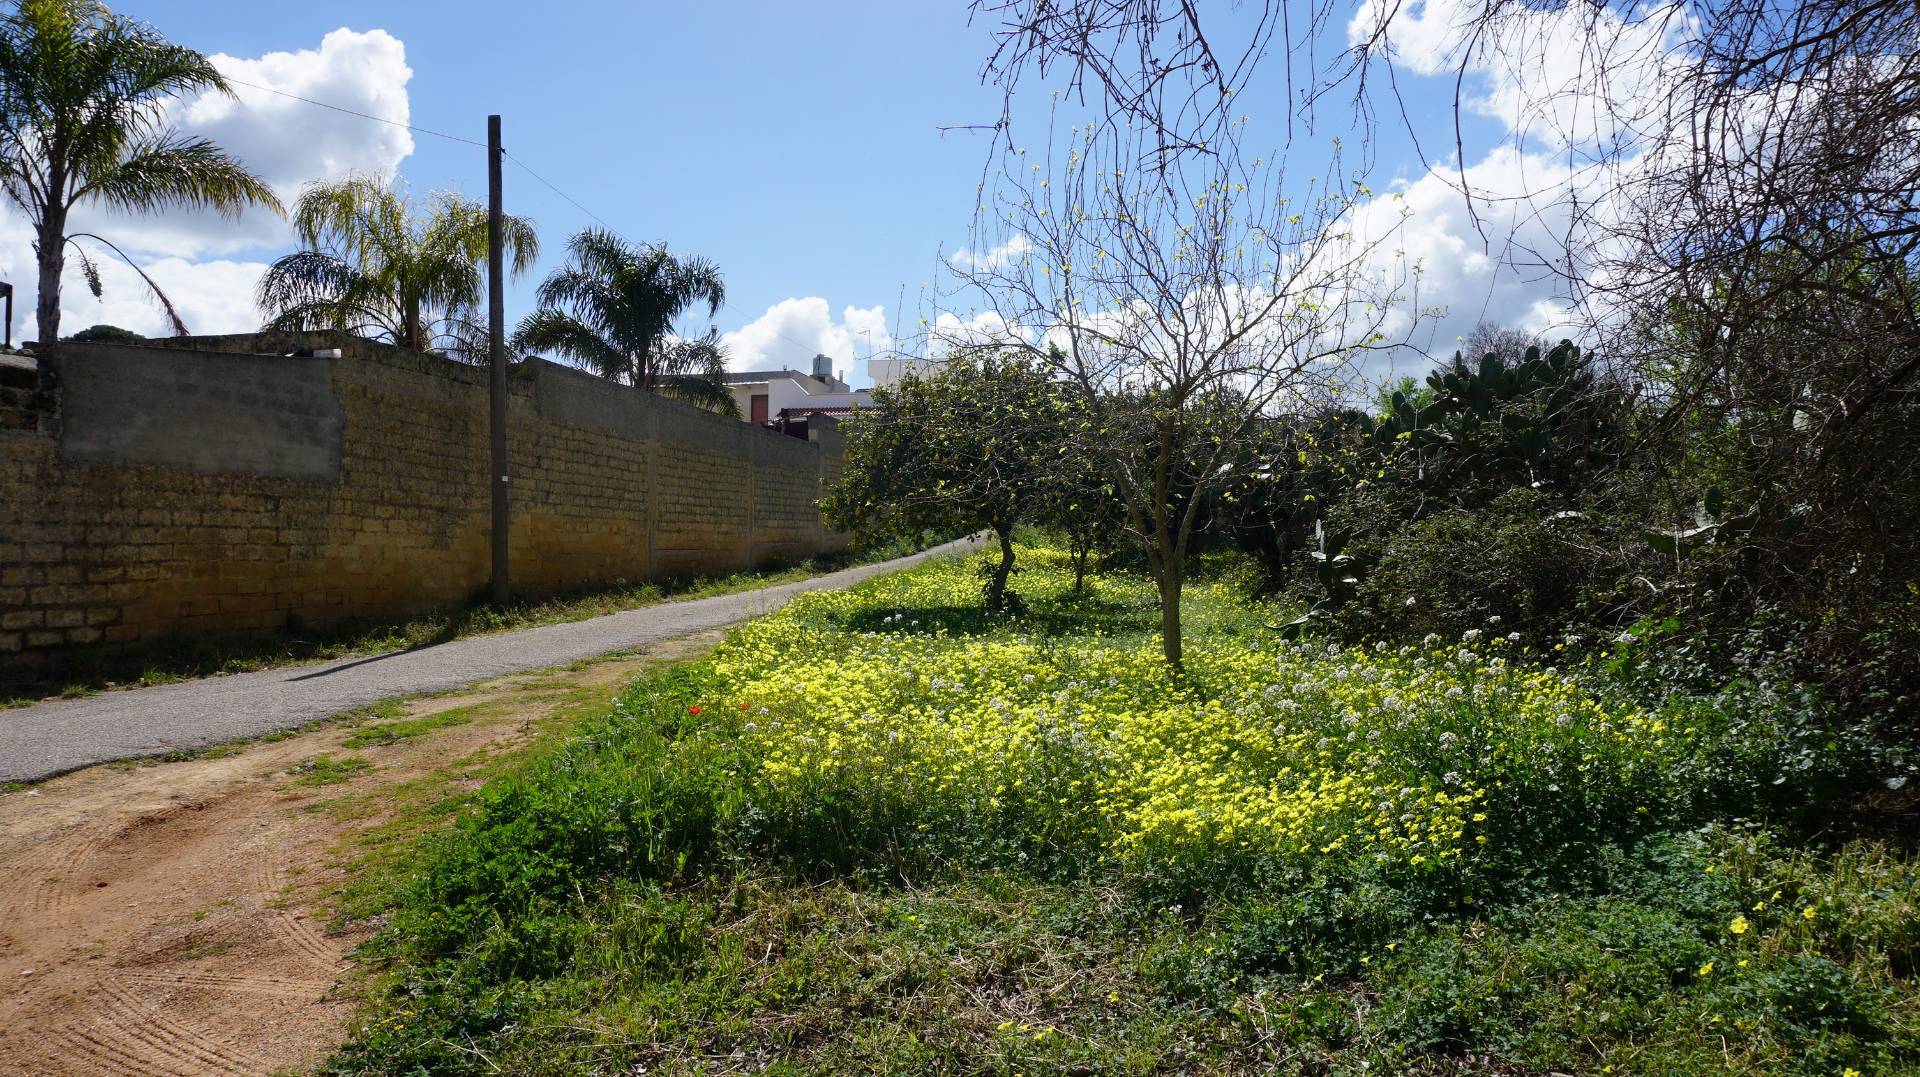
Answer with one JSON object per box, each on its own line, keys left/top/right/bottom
{"left": 1156, "top": 541, "right": 1184, "bottom": 668}
{"left": 1152, "top": 420, "right": 1184, "bottom": 667}
{"left": 987, "top": 522, "right": 1017, "bottom": 611}
{"left": 33, "top": 206, "right": 67, "bottom": 346}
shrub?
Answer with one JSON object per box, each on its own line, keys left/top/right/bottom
{"left": 1336, "top": 487, "right": 1628, "bottom": 641}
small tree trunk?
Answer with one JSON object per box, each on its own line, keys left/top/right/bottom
{"left": 987, "top": 523, "right": 1016, "bottom": 611}
{"left": 1072, "top": 541, "right": 1090, "bottom": 592}
{"left": 1156, "top": 542, "right": 1185, "bottom": 668}
{"left": 33, "top": 207, "right": 68, "bottom": 346}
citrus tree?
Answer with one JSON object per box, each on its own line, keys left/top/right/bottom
{"left": 823, "top": 352, "right": 1072, "bottom": 612}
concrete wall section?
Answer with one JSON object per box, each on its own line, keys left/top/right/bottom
{"left": 51, "top": 343, "right": 345, "bottom": 482}
{"left": 0, "top": 336, "right": 846, "bottom": 668}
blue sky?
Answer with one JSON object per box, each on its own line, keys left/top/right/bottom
{"left": 11, "top": 2, "right": 1580, "bottom": 386}
{"left": 105, "top": 1, "right": 1015, "bottom": 382}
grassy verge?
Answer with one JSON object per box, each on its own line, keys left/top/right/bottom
{"left": 328, "top": 545, "right": 1919, "bottom": 1075}
{"left": 314, "top": 646, "right": 751, "bottom": 934}
{"left": 1, "top": 536, "right": 931, "bottom": 706}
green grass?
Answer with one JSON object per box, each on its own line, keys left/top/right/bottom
{"left": 326, "top": 545, "right": 1920, "bottom": 1075}
{"left": 288, "top": 753, "right": 375, "bottom": 786}
{"left": 0, "top": 535, "right": 936, "bottom": 706}
{"left": 341, "top": 704, "right": 491, "bottom": 749}
{"left": 321, "top": 673, "right": 663, "bottom": 926}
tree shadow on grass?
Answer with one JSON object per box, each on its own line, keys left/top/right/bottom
{"left": 835, "top": 593, "right": 1155, "bottom": 640}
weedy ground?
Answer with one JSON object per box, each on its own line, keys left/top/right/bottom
{"left": 327, "top": 545, "right": 1920, "bottom": 1075}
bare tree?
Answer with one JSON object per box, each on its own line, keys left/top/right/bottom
{"left": 1462, "top": 321, "right": 1539, "bottom": 363}
{"left": 971, "top": 0, "right": 1284, "bottom": 160}
{"left": 972, "top": 0, "right": 1918, "bottom": 373}
{"left": 947, "top": 104, "right": 1414, "bottom": 666}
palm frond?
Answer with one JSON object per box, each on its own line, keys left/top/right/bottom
{"left": 82, "top": 129, "right": 281, "bottom": 217}
{"left": 512, "top": 307, "right": 630, "bottom": 380}
{"left": 66, "top": 230, "right": 187, "bottom": 335}
{"left": 261, "top": 173, "right": 537, "bottom": 352}
{"left": 653, "top": 333, "right": 739, "bottom": 415}
{"left": 261, "top": 300, "right": 397, "bottom": 340}
{"left": 521, "top": 228, "right": 729, "bottom": 392}
{"left": 0, "top": 0, "right": 279, "bottom": 340}
{"left": 655, "top": 374, "right": 740, "bottom": 415}
{"left": 434, "top": 313, "right": 495, "bottom": 365}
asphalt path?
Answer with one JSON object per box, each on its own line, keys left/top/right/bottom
{"left": 0, "top": 535, "right": 982, "bottom": 783}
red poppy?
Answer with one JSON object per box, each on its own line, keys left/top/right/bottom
{"left": 688, "top": 706, "right": 703, "bottom": 715}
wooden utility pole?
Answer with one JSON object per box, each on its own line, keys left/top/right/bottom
{"left": 487, "top": 114, "right": 510, "bottom": 606}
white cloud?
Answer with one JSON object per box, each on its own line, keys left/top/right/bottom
{"left": 720, "top": 298, "right": 893, "bottom": 379}
{"left": 1346, "top": 0, "right": 1473, "bottom": 77}
{"left": 1330, "top": 0, "right": 1691, "bottom": 383}
{"left": 947, "top": 233, "right": 1033, "bottom": 272}
{"left": 1337, "top": 144, "right": 1594, "bottom": 384}
{"left": 0, "top": 27, "right": 416, "bottom": 342}
{"left": 1347, "top": 0, "right": 1684, "bottom": 149}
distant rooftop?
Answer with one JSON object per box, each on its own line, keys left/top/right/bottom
{"left": 724, "top": 369, "right": 822, "bottom": 384}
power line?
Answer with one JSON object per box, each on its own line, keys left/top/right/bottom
{"left": 219, "top": 78, "right": 839, "bottom": 368}
{"left": 507, "top": 157, "right": 832, "bottom": 367}
{"left": 502, "top": 151, "right": 614, "bottom": 231}
{"left": 223, "top": 76, "right": 489, "bottom": 148}
{"left": 502, "top": 156, "right": 823, "bottom": 364}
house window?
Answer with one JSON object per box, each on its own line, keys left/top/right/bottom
{"left": 750, "top": 393, "right": 769, "bottom": 423}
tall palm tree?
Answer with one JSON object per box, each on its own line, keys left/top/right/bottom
{"left": 512, "top": 228, "right": 735, "bottom": 411}
{"left": 257, "top": 173, "right": 538, "bottom": 358}
{"left": 0, "top": 0, "right": 281, "bottom": 344}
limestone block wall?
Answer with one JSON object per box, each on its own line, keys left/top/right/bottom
{"left": 0, "top": 334, "right": 847, "bottom": 669}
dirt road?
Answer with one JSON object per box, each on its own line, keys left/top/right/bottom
{"left": 0, "top": 631, "right": 725, "bottom": 1076}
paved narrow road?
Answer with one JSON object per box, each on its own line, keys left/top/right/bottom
{"left": 0, "top": 536, "right": 981, "bottom": 784}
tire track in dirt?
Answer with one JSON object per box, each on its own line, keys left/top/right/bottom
{"left": 252, "top": 858, "right": 351, "bottom": 975}
{"left": 89, "top": 977, "right": 264, "bottom": 1075}
{"left": 0, "top": 824, "right": 104, "bottom": 918}
{"left": 120, "top": 969, "right": 337, "bottom": 998}
{"left": 0, "top": 641, "right": 707, "bottom": 1074}
{"left": 51, "top": 1021, "right": 183, "bottom": 1077}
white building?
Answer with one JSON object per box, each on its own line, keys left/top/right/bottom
{"left": 865, "top": 355, "right": 945, "bottom": 388}
{"left": 725, "top": 354, "right": 872, "bottom": 424}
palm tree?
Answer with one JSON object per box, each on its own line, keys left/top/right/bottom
{"left": 257, "top": 173, "right": 538, "bottom": 358}
{"left": 512, "top": 228, "right": 735, "bottom": 412}
{"left": 0, "top": 0, "right": 281, "bottom": 344}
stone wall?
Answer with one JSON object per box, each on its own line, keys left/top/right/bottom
{"left": 0, "top": 334, "right": 846, "bottom": 668}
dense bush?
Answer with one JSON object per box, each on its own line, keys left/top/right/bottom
{"left": 1219, "top": 297, "right": 1920, "bottom": 732}
{"left": 1330, "top": 486, "right": 1629, "bottom": 642}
